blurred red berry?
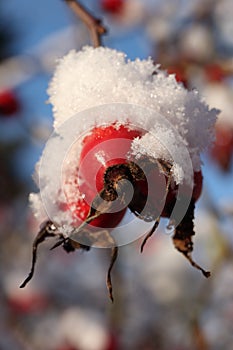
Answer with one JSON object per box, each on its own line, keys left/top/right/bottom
{"left": 211, "top": 125, "right": 233, "bottom": 171}
{"left": 205, "top": 64, "right": 226, "bottom": 82}
{"left": 0, "top": 90, "right": 20, "bottom": 116}
{"left": 101, "top": 0, "right": 124, "bottom": 14}
{"left": 7, "top": 293, "right": 48, "bottom": 314}
{"left": 56, "top": 345, "right": 78, "bottom": 350}
{"left": 106, "top": 332, "right": 118, "bottom": 350}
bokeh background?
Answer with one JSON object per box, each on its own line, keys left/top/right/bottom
{"left": 1, "top": 0, "right": 233, "bottom": 349}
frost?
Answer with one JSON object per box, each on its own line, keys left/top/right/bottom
{"left": 30, "top": 46, "right": 217, "bottom": 226}
{"left": 29, "top": 193, "right": 47, "bottom": 222}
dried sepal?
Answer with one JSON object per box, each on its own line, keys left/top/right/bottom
{"left": 20, "top": 220, "right": 60, "bottom": 288}
{"left": 20, "top": 220, "right": 90, "bottom": 289}
{"left": 172, "top": 200, "right": 211, "bottom": 278}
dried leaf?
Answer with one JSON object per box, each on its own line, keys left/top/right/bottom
{"left": 173, "top": 200, "right": 211, "bottom": 278}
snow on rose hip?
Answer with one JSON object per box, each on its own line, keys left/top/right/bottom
{"left": 0, "top": 89, "right": 20, "bottom": 116}
{"left": 21, "top": 46, "right": 217, "bottom": 300}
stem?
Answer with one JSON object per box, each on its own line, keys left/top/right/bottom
{"left": 64, "top": 0, "right": 107, "bottom": 47}
{"left": 107, "top": 246, "right": 118, "bottom": 302}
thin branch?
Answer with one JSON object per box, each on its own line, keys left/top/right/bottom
{"left": 64, "top": 0, "right": 107, "bottom": 47}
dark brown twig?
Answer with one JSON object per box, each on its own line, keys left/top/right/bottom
{"left": 64, "top": 0, "right": 107, "bottom": 47}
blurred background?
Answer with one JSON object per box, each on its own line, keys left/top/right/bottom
{"left": 0, "top": 0, "right": 233, "bottom": 349}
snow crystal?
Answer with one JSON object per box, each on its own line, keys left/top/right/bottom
{"left": 30, "top": 46, "right": 217, "bottom": 227}
{"left": 48, "top": 46, "right": 217, "bottom": 163}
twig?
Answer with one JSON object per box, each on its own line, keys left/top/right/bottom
{"left": 64, "top": 0, "right": 107, "bottom": 47}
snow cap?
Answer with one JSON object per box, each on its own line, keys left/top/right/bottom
{"left": 48, "top": 46, "right": 217, "bottom": 171}
{"left": 31, "top": 46, "right": 218, "bottom": 226}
